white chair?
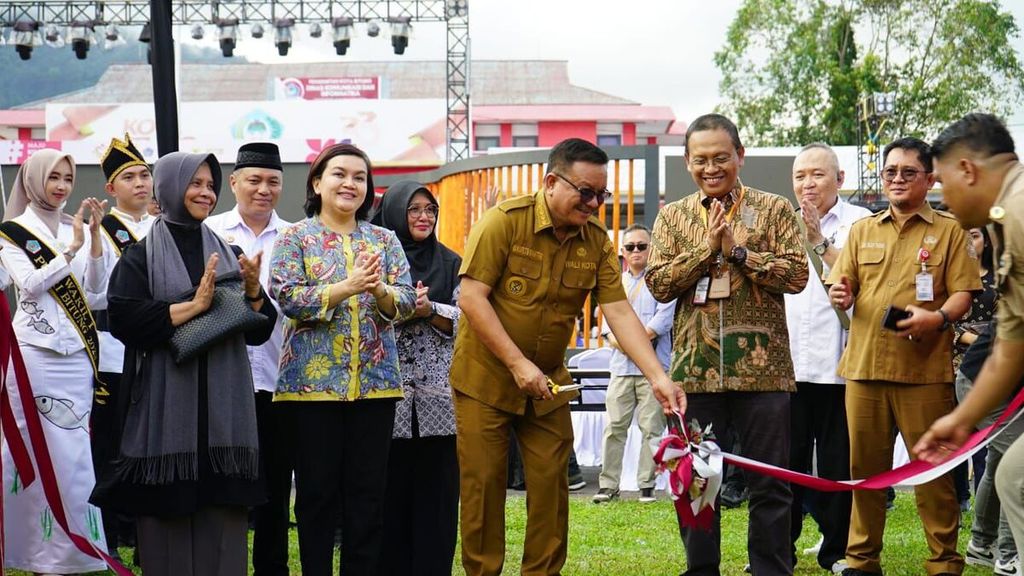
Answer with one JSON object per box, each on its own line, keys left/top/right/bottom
{"left": 571, "top": 347, "right": 612, "bottom": 405}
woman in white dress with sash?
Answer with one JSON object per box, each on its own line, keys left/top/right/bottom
{"left": 0, "top": 148, "right": 109, "bottom": 574}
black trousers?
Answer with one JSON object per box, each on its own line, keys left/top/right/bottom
{"left": 678, "top": 392, "right": 792, "bottom": 576}
{"left": 284, "top": 399, "right": 396, "bottom": 576}
{"left": 252, "top": 391, "right": 294, "bottom": 576}
{"left": 789, "top": 383, "right": 852, "bottom": 570}
{"left": 92, "top": 370, "right": 128, "bottom": 552}
{"left": 379, "top": 434, "right": 459, "bottom": 576}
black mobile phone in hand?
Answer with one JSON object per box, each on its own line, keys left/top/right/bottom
{"left": 882, "top": 305, "right": 912, "bottom": 331}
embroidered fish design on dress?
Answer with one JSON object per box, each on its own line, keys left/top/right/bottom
{"left": 28, "top": 318, "right": 55, "bottom": 334}
{"left": 35, "top": 396, "right": 89, "bottom": 432}
{"left": 20, "top": 301, "right": 43, "bottom": 318}
{"left": 20, "top": 301, "right": 54, "bottom": 333}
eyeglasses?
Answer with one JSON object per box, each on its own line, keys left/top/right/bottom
{"left": 623, "top": 243, "right": 649, "bottom": 252}
{"left": 553, "top": 172, "right": 611, "bottom": 206}
{"left": 881, "top": 167, "right": 929, "bottom": 182}
{"left": 689, "top": 155, "right": 734, "bottom": 168}
{"left": 407, "top": 205, "right": 439, "bottom": 219}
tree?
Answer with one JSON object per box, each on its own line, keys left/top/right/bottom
{"left": 715, "top": 0, "right": 1024, "bottom": 146}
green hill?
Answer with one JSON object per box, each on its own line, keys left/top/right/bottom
{"left": 0, "top": 38, "right": 244, "bottom": 108}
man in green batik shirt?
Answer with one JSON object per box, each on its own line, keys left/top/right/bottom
{"left": 647, "top": 113, "right": 808, "bottom": 576}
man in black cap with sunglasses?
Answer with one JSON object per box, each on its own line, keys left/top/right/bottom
{"left": 451, "top": 138, "right": 686, "bottom": 576}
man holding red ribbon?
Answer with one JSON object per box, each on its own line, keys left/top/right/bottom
{"left": 648, "top": 114, "right": 809, "bottom": 576}
{"left": 828, "top": 137, "right": 979, "bottom": 576}
{"left": 917, "top": 113, "right": 1024, "bottom": 567}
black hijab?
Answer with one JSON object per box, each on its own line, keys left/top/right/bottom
{"left": 376, "top": 180, "right": 460, "bottom": 305}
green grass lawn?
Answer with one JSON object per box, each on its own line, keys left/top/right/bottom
{"left": 4, "top": 491, "right": 1000, "bottom": 575}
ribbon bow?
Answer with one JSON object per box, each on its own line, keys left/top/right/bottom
{"left": 653, "top": 412, "right": 723, "bottom": 531}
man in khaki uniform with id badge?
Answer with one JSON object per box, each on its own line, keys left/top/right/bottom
{"left": 828, "top": 137, "right": 979, "bottom": 576}
{"left": 450, "top": 138, "right": 686, "bottom": 576}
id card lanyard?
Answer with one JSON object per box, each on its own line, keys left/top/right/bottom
{"left": 695, "top": 187, "right": 746, "bottom": 305}
{"left": 696, "top": 186, "right": 746, "bottom": 391}
{"left": 917, "top": 247, "right": 934, "bottom": 301}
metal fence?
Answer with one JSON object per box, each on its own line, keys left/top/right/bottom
{"left": 376, "top": 145, "right": 662, "bottom": 348}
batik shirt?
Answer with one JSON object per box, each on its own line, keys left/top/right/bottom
{"left": 647, "top": 185, "right": 809, "bottom": 393}
{"left": 393, "top": 286, "right": 460, "bottom": 438}
{"left": 271, "top": 217, "right": 417, "bottom": 401}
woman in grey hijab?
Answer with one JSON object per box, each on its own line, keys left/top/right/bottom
{"left": 90, "top": 152, "right": 276, "bottom": 575}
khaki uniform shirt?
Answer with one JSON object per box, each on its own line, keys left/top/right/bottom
{"left": 828, "top": 203, "right": 981, "bottom": 383}
{"left": 992, "top": 162, "right": 1024, "bottom": 341}
{"left": 647, "top": 186, "right": 809, "bottom": 393}
{"left": 450, "top": 191, "right": 626, "bottom": 416}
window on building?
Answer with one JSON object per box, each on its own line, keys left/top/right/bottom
{"left": 475, "top": 136, "right": 501, "bottom": 152}
{"left": 512, "top": 135, "right": 538, "bottom": 148}
{"left": 597, "top": 134, "right": 622, "bottom": 147}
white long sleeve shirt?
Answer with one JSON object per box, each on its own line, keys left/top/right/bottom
{"left": 784, "top": 198, "right": 872, "bottom": 384}
{"left": 0, "top": 208, "right": 106, "bottom": 355}
{"left": 205, "top": 207, "right": 290, "bottom": 393}
{"left": 94, "top": 207, "right": 154, "bottom": 373}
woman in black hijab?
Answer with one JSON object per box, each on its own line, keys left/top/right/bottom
{"left": 92, "top": 152, "right": 276, "bottom": 576}
{"left": 376, "top": 180, "right": 461, "bottom": 576}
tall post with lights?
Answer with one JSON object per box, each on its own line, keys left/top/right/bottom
{"left": 445, "top": 0, "right": 469, "bottom": 161}
{"left": 855, "top": 91, "right": 896, "bottom": 206}
{"left": 0, "top": 0, "right": 472, "bottom": 162}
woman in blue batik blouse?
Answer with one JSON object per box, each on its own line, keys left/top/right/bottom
{"left": 270, "top": 143, "right": 416, "bottom": 576}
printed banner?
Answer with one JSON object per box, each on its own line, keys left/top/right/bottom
{"left": 273, "top": 76, "right": 382, "bottom": 100}
{"left": 43, "top": 100, "right": 447, "bottom": 166}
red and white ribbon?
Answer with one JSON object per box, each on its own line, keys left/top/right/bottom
{"left": 656, "top": 384, "right": 1024, "bottom": 529}
{"left": 0, "top": 299, "right": 130, "bottom": 574}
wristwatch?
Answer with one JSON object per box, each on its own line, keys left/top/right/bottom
{"left": 812, "top": 238, "right": 830, "bottom": 256}
{"left": 429, "top": 302, "right": 438, "bottom": 319}
{"left": 726, "top": 245, "right": 748, "bottom": 266}
{"left": 937, "top": 309, "right": 951, "bottom": 332}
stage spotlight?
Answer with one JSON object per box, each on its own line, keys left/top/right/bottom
{"left": 251, "top": 23, "right": 265, "bottom": 39}
{"left": 138, "top": 21, "right": 151, "bottom": 63}
{"left": 389, "top": 16, "right": 410, "bottom": 55}
{"left": 331, "top": 17, "right": 353, "bottom": 55}
{"left": 274, "top": 18, "right": 293, "bottom": 56}
{"left": 366, "top": 20, "right": 380, "bottom": 37}
{"left": 43, "top": 23, "right": 63, "bottom": 47}
{"left": 445, "top": 0, "right": 468, "bottom": 18}
{"left": 217, "top": 18, "right": 238, "bottom": 57}
{"left": 12, "top": 20, "right": 40, "bottom": 60}
{"left": 190, "top": 23, "right": 204, "bottom": 40}
{"left": 69, "top": 21, "right": 94, "bottom": 60}
{"left": 309, "top": 22, "right": 322, "bottom": 38}
{"left": 103, "top": 24, "right": 125, "bottom": 49}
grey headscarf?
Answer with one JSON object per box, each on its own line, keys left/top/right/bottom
{"left": 118, "top": 152, "right": 259, "bottom": 484}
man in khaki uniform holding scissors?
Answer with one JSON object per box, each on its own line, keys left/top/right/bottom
{"left": 451, "top": 138, "right": 686, "bottom": 576}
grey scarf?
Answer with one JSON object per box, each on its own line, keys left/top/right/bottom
{"left": 118, "top": 152, "right": 259, "bottom": 484}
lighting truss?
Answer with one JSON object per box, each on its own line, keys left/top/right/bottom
{"left": 0, "top": 0, "right": 471, "bottom": 162}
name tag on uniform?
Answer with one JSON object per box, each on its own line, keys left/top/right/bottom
{"left": 708, "top": 270, "right": 731, "bottom": 299}
{"left": 916, "top": 272, "right": 934, "bottom": 302}
{"left": 693, "top": 276, "right": 710, "bottom": 305}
